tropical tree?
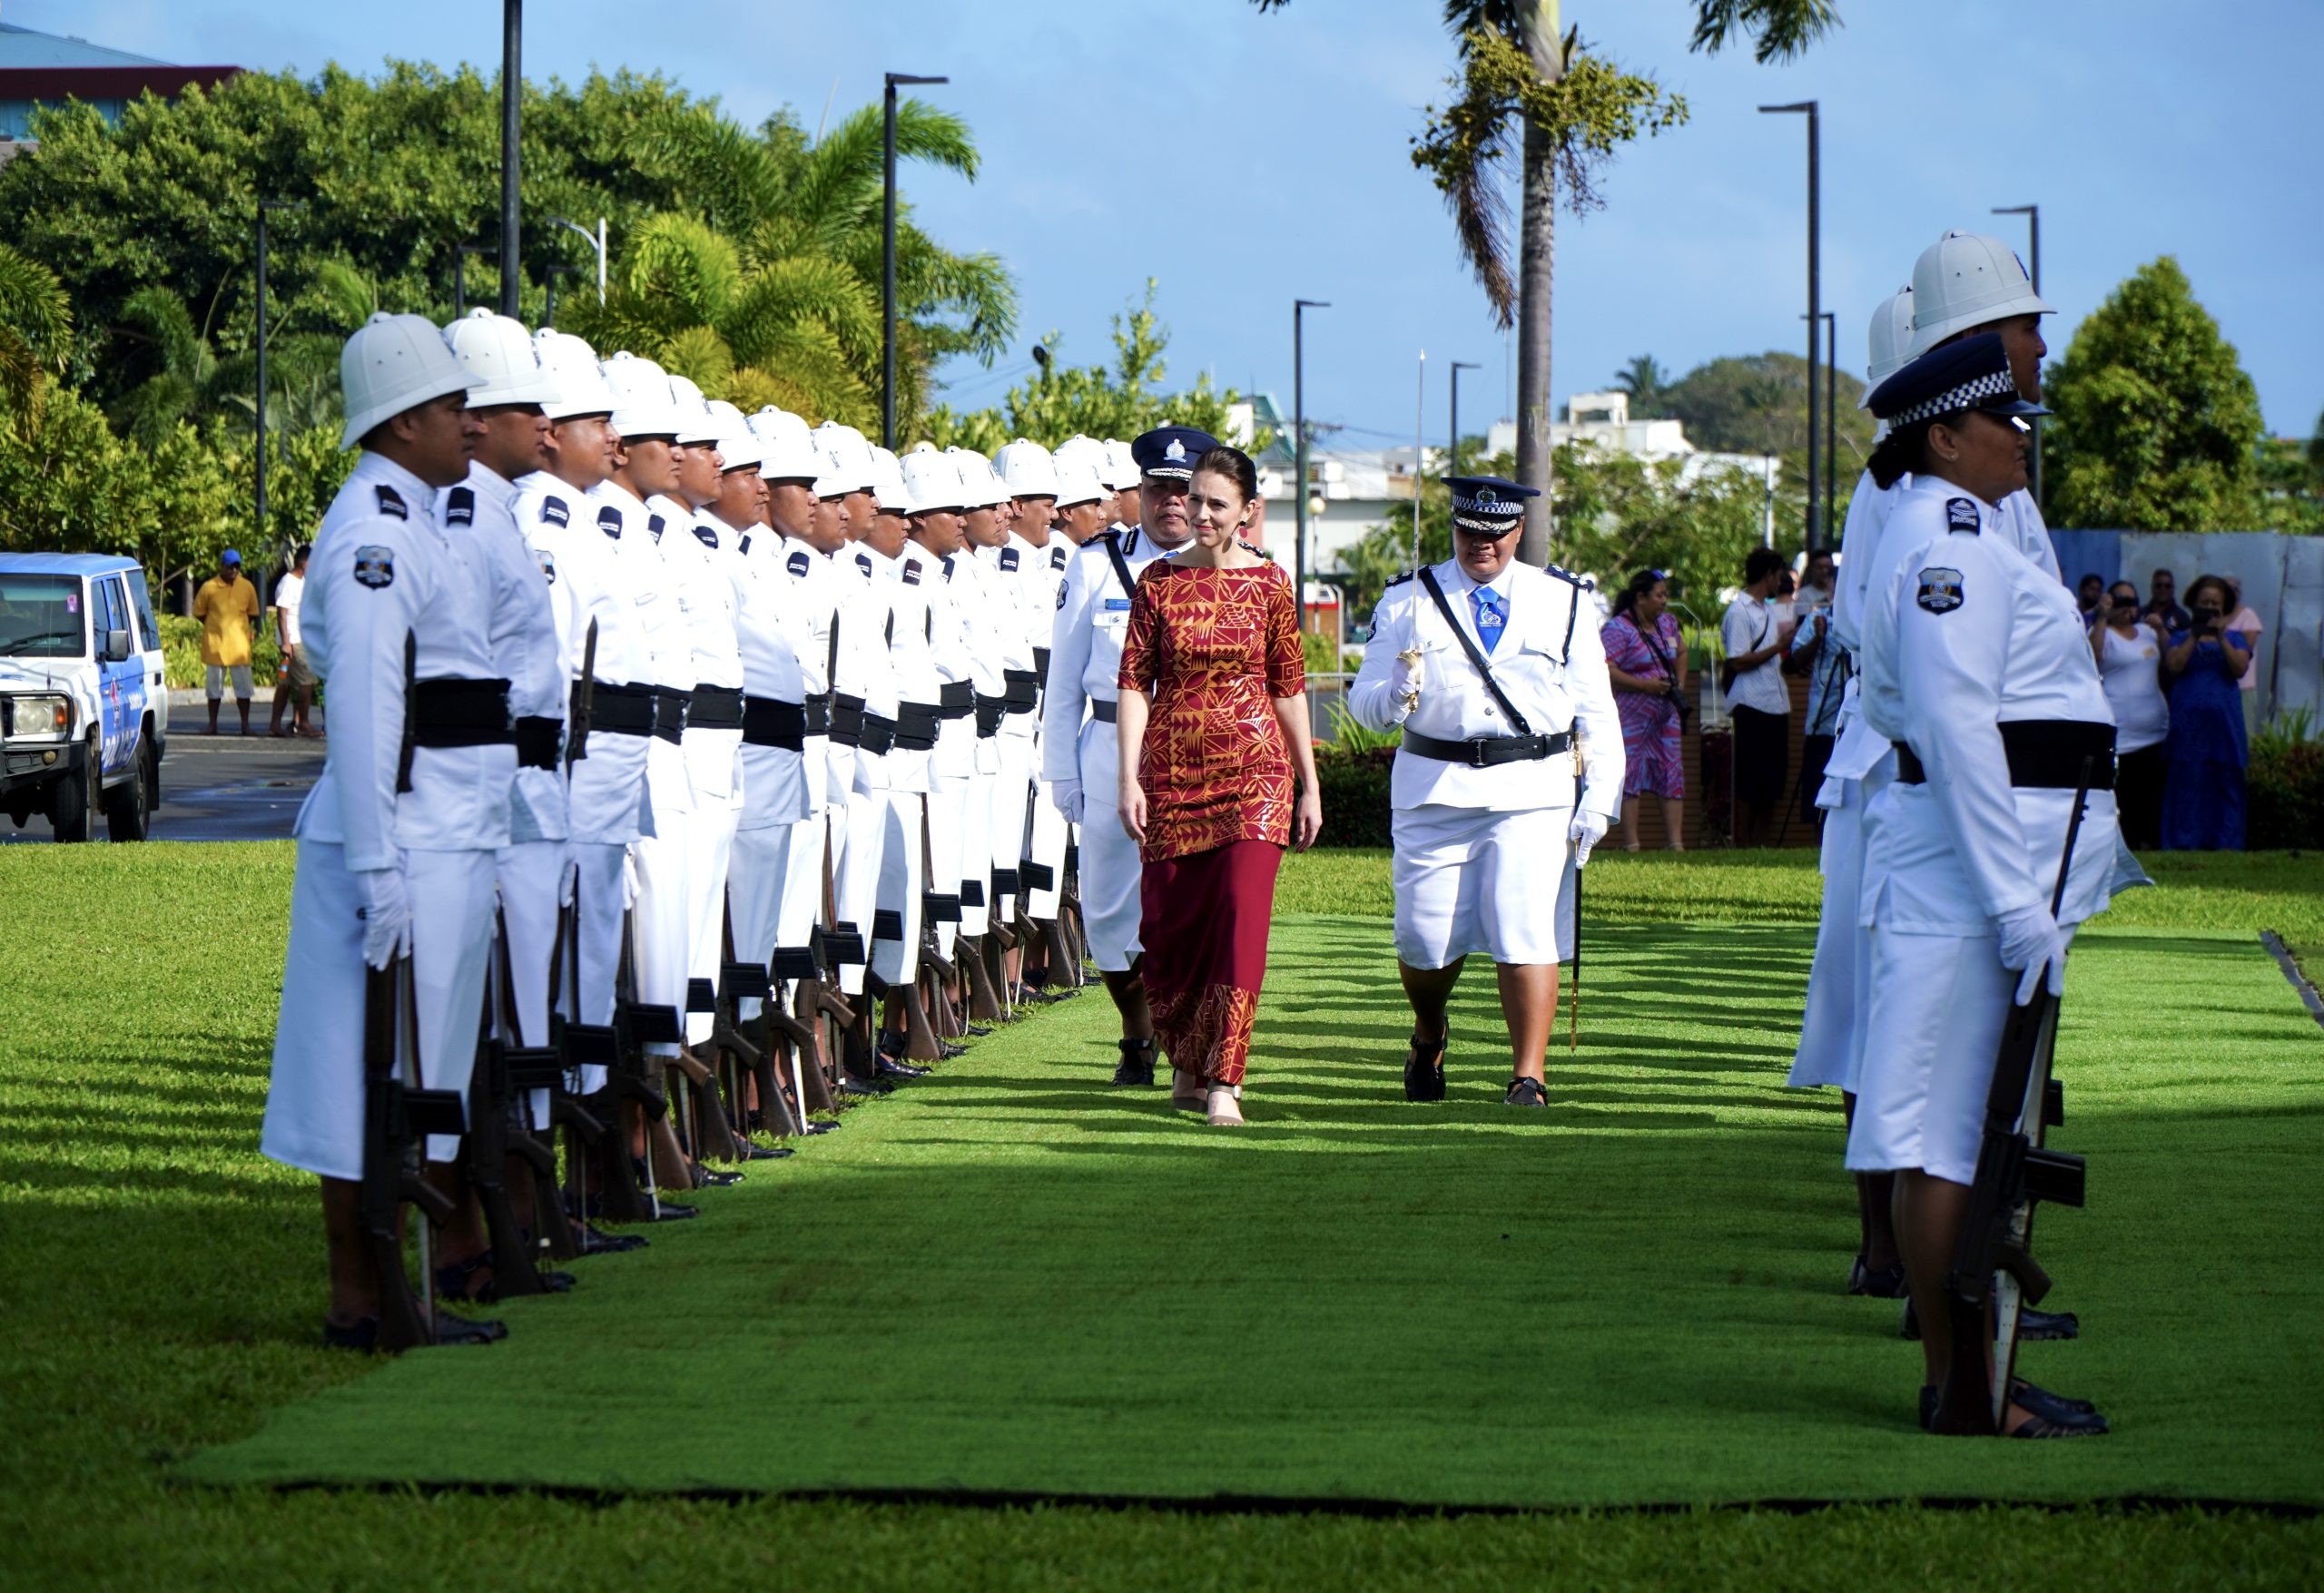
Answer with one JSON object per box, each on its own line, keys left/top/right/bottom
{"left": 1611, "top": 352, "right": 1673, "bottom": 417}
{"left": 1252, "top": 2, "right": 1839, "bottom": 565}
{"left": 0, "top": 241, "right": 73, "bottom": 418}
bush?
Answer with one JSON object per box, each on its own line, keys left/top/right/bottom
{"left": 2249, "top": 741, "right": 2324, "bottom": 851}
{"left": 159, "top": 613, "right": 281, "bottom": 691}
{"left": 1314, "top": 744, "right": 1395, "bottom": 848}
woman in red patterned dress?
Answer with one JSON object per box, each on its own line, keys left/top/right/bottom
{"left": 1117, "top": 446, "right": 1322, "bottom": 1125}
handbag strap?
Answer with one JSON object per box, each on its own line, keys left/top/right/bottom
{"left": 1418, "top": 565, "right": 1532, "bottom": 736}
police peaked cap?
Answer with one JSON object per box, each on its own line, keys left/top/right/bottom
{"left": 1865, "top": 331, "right": 2051, "bottom": 428}
{"left": 1444, "top": 475, "right": 1537, "bottom": 536}
{"left": 1130, "top": 425, "right": 1219, "bottom": 481}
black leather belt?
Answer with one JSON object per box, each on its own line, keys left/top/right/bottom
{"left": 687, "top": 684, "right": 744, "bottom": 730}
{"left": 591, "top": 682, "right": 655, "bottom": 736}
{"left": 1002, "top": 668, "right": 1039, "bottom": 712}
{"left": 1403, "top": 726, "right": 1573, "bottom": 768}
{"left": 803, "top": 693, "right": 831, "bottom": 735}
{"left": 1090, "top": 698, "right": 1118, "bottom": 723}
{"left": 1895, "top": 720, "right": 2115, "bottom": 790}
{"left": 974, "top": 694, "right": 1007, "bottom": 736}
{"left": 411, "top": 678, "right": 514, "bottom": 747}
{"left": 515, "top": 715, "right": 560, "bottom": 769}
{"left": 829, "top": 693, "right": 864, "bottom": 747}
{"left": 938, "top": 680, "right": 974, "bottom": 718}
{"left": 859, "top": 713, "right": 897, "bottom": 755}
{"left": 652, "top": 687, "right": 691, "bottom": 744}
{"left": 895, "top": 703, "right": 940, "bottom": 751}
{"left": 742, "top": 696, "right": 806, "bottom": 751}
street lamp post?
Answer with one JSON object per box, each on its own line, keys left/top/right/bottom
{"left": 1993, "top": 202, "right": 2043, "bottom": 507}
{"left": 1760, "top": 100, "right": 1820, "bottom": 549}
{"left": 551, "top": 216, "right": 606, "bottom": 304}
{"left": 254, "top": 198, "right": 303, "bottom": 550}
{"left": 499, "top": 0, "right": 522, "bottom": 318}
{"left": 882, "top": 71, "right": 949, "bottom": 449}
{"left": 1293, "top": 299, "right": 1329, "bottom": 627}
{"left": 1449, "top": 359, "right": 1481, "bottom": 475}
{"left": 1804, "top": 310, "right": 1835, "bottom": 541}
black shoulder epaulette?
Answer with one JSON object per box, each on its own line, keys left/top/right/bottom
{"left": 1945, "top": 497, "right": 1981, "bottom": 535}
{"left": 1545, "top": 562, "right": 1592, "bottom": 591}
{"left": 738, "top": 534, "right": 752, "bottom": 556}
{"left": 786, "top": 549, "right": 812, "bottom": 576}
{"left": 443, "top": 486, "right": 475, "bottom": 526}
{"left": 596, "top": 505, "right": 622, "bottom": 539}
{"left": 540, "top": 495, "right": 570, "bottom": 527}
{"left": 691, "top": 524, "right": 720, "bottom": 550}
{"left": 999, "top": 546, "right": 1020, "bottom": 572}
{"left": 901, "top": 560, "right": 922, "bottom": 585}
{"left": 1383, "top": 569, "right": 1415, "bottom": 590}
{"left": 646, "top": 512, "right": 666, "bottom": 542}
{"left": 1050, "top": 545, "right": 1068, "bottom": 569}
{"left": 374, "top": 484, "right": 408, "bottom": 520}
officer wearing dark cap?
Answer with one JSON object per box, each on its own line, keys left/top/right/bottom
{"left": 1041, "top": 423, "right": 1215, "bottom": 1085}
{"left": 1346, "top": 476, "right": 1623, "bottom": 1107}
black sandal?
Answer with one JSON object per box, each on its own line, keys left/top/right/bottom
{"left": 1403, "top": 1031, "right": 1447, "bottom": 1101}
{"left": 1847, "top": 1254, "right": 1908, "bottom": 1298}
{"left": 1112, "top": 1037, "right": 1157, "bottom": 1087}
{"left": 1502, "top": 1076, "right": 1548, "bottom": 1107}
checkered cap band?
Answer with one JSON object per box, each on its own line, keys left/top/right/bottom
{"left": 1891, "top": 367, "right": 2016, "bottom": 428}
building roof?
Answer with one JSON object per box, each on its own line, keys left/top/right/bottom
{"left": 0, "top": 22, "right": 170, "bottom": 70}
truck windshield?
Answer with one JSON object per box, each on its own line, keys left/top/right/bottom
{"left": 0, "top": 575, "right": 87, "bottom": 659}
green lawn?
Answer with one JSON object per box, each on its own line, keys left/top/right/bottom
{"left": 4, "top": 843, "right": 2319, "bottom": 1587}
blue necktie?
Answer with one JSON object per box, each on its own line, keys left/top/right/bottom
{"left": 1471, "top": 586, "right": 1506, "bottom": 654}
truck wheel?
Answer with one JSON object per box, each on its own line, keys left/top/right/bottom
{"left": 52, "top": 734, "right": 101, "bottom": 842}
{"left": 105, "top": 741, "right": 153, "bottom": 841}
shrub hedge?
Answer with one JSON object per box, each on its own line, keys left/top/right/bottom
{"left": 1313, "top": 745, "right": 1395, "bottom": 848}
{"left": 2249, "top": 741, "right": 2324, "bottom": 851}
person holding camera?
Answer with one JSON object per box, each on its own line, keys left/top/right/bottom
{"left": 1721, "top": 547, "right": 1798, "bottom": 849}
{"left": 1600, "top": 569, "right": 1688, "bottom": 851}
{"left": 2159, "top": 574, "right": 2250, "bottom": 851}
{"left": 2091, "top": 582, "right": 2169, "bottom": 849}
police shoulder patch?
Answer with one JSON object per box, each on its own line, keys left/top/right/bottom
{"left": 854, "top": 552, "right": 873, "bottom": 575}
{"left": 901, "top": 560, "right": 922, "bottom": 585}
{"left": 692, "top": 524, "right": 720, "bottom": 549}
{"left": 596, "top": 506, "right": 623, "bottom": 539}
{"left": 999, "top": 546, "right": 1020, "bottom": 572}
{"left": 443, "top": 486, "right": 475, "bottom": 526}
{"left": 1946, "top": 497, "right": 1981, "bottom": 534}
{"left": 1916, "top": 566, "right": 1965, "bottom": 615}
{"left": 647, "top": 513, "right": 666, "bottom": 542}
{"left": 786, "top": 550, "right": 812, "bottom": 576}
{"left": 1056, "top": 582, "right": 1070, "bottom": 611}
{"left": 540, "top": 495, "right": 570, "bottom": 527}
{"left": 352, "top": 544, "right": 396, "bottom": 589}
{"left": 374, "top": 485, "right": 408, "bottom": 520}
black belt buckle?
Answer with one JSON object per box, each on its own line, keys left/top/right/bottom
{"left": 1465, "top": 738, "right": 1492, "bottom": 769}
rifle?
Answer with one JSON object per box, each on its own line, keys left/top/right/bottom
{"left": 566, "top": 619, "right": 597, "bottom": 771}
{"left": 360, "top": 953, "right": 465, "bottom": 1352}
{"left": 576, "top": 907, "right": 675, "bottom": 1224}
{"left": 1929, "top": 759, "right": 2094, "bottom": 1436}
{"left": 469, "top": 910, "right": 580, "bottom": 1280}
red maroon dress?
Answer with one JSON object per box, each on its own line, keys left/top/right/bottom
{"left": 1118, "top": 559, "right": 1305, "bottom": 1086}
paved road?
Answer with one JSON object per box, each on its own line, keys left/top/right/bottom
{"left": 3, "top": 695, "right": 322, "bottom": 845}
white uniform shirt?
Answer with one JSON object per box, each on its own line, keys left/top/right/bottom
{"left": 588, "top": 481, "right": 691, "bottom": 693}
{"left": 1040, "top": 526, "right": 1181, "bottom": 783}
{"left": 443, "top": 462, "right": 567, "bottom": 843}
{"left": 1857, "top": 477, "right": 2118, "bottom": 933}
{"left": 1347, "top": 558, "right": 1624, "bottom": 817}
{"left": 297, "top": 451, "right": 511, "bottom": 870}
{"left": 836, "top": 544, "right": 901, "bottom": 794}
{"left": 651, "top": 495, "right": 744, "bottom": 693}
{"left": 884, "top": 539, "right": 950, "bottom": 795}
{"left": 518, "top": 471, "right": 651, "bottom": 691}
{"left": 980, "top": 536, "right": 1042, "bottom": 742}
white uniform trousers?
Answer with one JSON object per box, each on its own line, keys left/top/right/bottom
{"left": 1075, "top": 720, "right": 1142, "bottom": 971}
{"left": 495, "top": 838, "right": 566, "bottom": 1126}
{"left": 565, "top": 839, "right": 626, "bottom": 1095}
{"left": 927, "top": 774, "right": 968, "bottom": 939}
{"left": 989, "top": 732, "right": 1035, "bottom": 922}
{"left": 262, "top": 841, "right": 498, "bottom": 1181}
{"left": 871, "top": 792, "right": 927, "bottom": 988}
{"left": 958, "top": 744, "right": 997, "bottom": 936}
{"left": 728, "top": 820, "right": 786, "bottom": 1022}
{"left": 566, "top": 727, "right": 651, "bottom": 844}
{"left": 681, "top": 729, "right": 743, "bottom": 1046}
{"left": 773, "top": 807, "right": 829, "bottom": 1003}
{"left": 1789, "top": 780, "right": 1868, "bottom": 1091}
{"left": 1392, "top": 803, "right": 1573, "bottom": 969}
{"left": 835, "top": 772, "right": 887, "bottom": 998}
{"left": 1024, "top": 775, "right": 1069, "bottom": 921}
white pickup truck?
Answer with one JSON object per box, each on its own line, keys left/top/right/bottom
{"left": 0, "top": 553, "right": 169, "bottom": 841}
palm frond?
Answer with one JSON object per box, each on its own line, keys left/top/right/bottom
{"left": 661, "top": 324, "right": 736, "bottom": 395}
{"left": 720, "top": 253, "right": 881, "bottom": 374}
{"left": 118, "top": 286, "right": 212, "bottom": 387}
{"left": 309, "top": 259, "right": 379, "bottom": 330}
{"left": 619, "top": 212, "right": 743, "bottom": 326}
{"left": 1688, "top": 0, "right": 1842, "bottom": 63}
{"left": 0, "top": 241, "right": 73, "bottom": 364}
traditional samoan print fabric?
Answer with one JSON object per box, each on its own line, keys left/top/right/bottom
{"left": 1600, "top": 611, "right": 1686, "bottom": 799}
{"left": 1117, "top": 561, "right": 1305, "bottom": 862}
{"left": 1139, "top": 839, "right": 1282, "bottom": 1086}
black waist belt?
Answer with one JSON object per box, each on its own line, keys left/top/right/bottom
{"left": 1894, "top": 720, "right": 2116, "bottom": 791}
{"left": 1090, "top": 697, "right": 1118, "bottom": 724}
{"left": 1403, "top": 726, "right": 1573, "bottom": 768}
{"left": 515, "top": 715, "right": 560, "bottom": 770}
{"left": 1002, "top": 668, "right": 1040, "bottom": 712}
{"left": 1032, "top": 646, "right": 1051, "bottom": 685}
{"left": 895, "top": 703, "right": 940, "bottom": 751}
{"left": 974, "top": 695, "right": 1007, "bottom": 736}
{"left": 652, "top": 687, "right": 691, "bottom": 744}
{"left": 859, "top": 713, "right": 897, "bottom": 756}
{"left": 592, "top": 682, "right": 655, "bottom": 737}
{"left": 411, "top": 678, "right": 514, "bottom": 747}
{"left": 938, "top": 680, "right": 975, "bottom": 718}
{"left": 804, "top": 693, "right": 831, "bottom": 735}
{"left": 687, "top": 684, "right": 744, "bottom": 730}
{"left": 742, "top": 696, "right": 806, "bottom": 751}
{"left": 829, "top": 693, "right": 865, "bottom": 747}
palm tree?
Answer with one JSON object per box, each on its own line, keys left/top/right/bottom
{"left": 1255, "top": 2, "right": 1840, "bottom": 564}
{"left": 0, "top": 241, "right": 73, "bottom": 419}
{"left": 1613, "top": 352, "right": 1671, "bottom": 417}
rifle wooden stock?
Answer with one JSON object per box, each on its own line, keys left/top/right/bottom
{"left": 361, "top": 959, "right": 463, "bottom": 1352}
{"left": 467, "top": 1037, "right": 548, "bottom": 1297}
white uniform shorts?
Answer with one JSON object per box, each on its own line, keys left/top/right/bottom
{"left": 1393, "top": 803, "right": 1571, "bottom": 969}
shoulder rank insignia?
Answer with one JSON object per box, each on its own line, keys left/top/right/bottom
{"left": 374, "top": 484, "right": 408, "bottom": 520}
{"left": 854, "top": 551, "right": 873, "bottom": 575}
{"left": 692, "top": 524, "right": 720, "bottom": 549}
{"left": 1916, "top": 566, "right": 1965, "bottom": 615}
{"left": 786, "top": 549, "right": 812, "bottom": 577}
{"left": 596, "top": 506, "right": 622, "bottom": 539}
{"left": 941, "top": 555, "right": 956, "bottom": 578}
{"left": 1945, "top": 497, "right": 1981, "bottom": 534}
{"left": 999, "top": 546, "right": 1020, "bottom": 572}
{"left": 1545, "top": 562, "right": 1590, "bottom": 589}
{"left": 352, "top": 545, "right": 396, "bottom": 589}
{"left": 540, "top": 495, "right": 570, "bottom": 527}
{"left": 443, "top": 486, "right": 475, "bottom": 526}
{"left": 738, "top": 534, "right": 752, "bottom": 556}
{"left": 1383, "top": 569, "right": 1415, "bottom": 589}
{"left": 901, "top": 560, "right": 922, "bottom": 585}
{"left": 1050, "top": 546, "right": 1068, "bottom": 569}
{"left": 647, "top": 513, "right": 666, "bottom": 543}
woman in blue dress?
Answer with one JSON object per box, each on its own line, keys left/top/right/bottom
{"left": 2159, "top": 575, "right": 2251, "bottom": 851}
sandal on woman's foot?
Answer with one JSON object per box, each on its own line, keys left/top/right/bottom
{"left": 1847, "top": 1254, "right": 1908, "bottom": 1298}
{"left": 1206, "top": 1086, "right": 1245, "bottom": 1126}
{"left": 1403, "top": 1030, "right": 1448, "bottom": 1101}
{"left": 1502, "top": 1077, "right": 1548, "bottom": 1107}
{"left": 1171, "top": 1068, "right": 1206, "bottom": 1112}
{"left": 1112, "top": 1037, "right": 1157, "bottom": 1087}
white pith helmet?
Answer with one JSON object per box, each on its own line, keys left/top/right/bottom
{"left": 1905, "top": 230, "right": 2054, "bottom": 358}
{"left": 749, "top": 407, "right": 821, "bottom": 482}
{"left": 667, "top": 373, "right": 723, "bottom": 447}
{"left": 898, "top": 442, "right": 967, "bottom": 516}
{"left": 340, "top": 311, "right": 480, "bottom": 448}
{"left": 706, "top": 399, "right": 761, "bottom": 471}
{"left": 535, "top": 329, "right": 617, "bottom": 421}
{"left": 945, "top": 446, "right": 1009, "bottom": 508}
{"left": 599, "top": 351, "right": 684, "bottom": 440}
{"left": 441, "top": 308, "right": 559, "bottom": 410}
{"left": 992, "top": 438, "right": 1060, "bottom": 499}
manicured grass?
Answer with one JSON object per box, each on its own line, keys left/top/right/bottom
{"left": 3, "top": 842, "right": 2319, "bottom": 1587}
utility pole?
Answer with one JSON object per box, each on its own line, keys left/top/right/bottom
{"left": 499, "top": 0, "right": 521, "bottom": 317}
{"left": 1293, "top": 299, "right": 1328, "bottom": 625}
{"left": 1994, "top": 202, "right": 2043, "bottom": 508}
{"left": 254, "top": 199, "right": 302, "bottom": 547}
{"left": 882, "top": 71, "right": 948, "bottom": 448}
{"left": 1760, "top": 101, "right": 1819, "bottom": 548}
{"left": 1449, "top": 360, "right": 1481, "bottom": 475}
{"left": 1804, "top": 310, "right": 1836, "bottom": 539}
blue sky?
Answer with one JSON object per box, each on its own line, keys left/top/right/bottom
{"left": 24, "top": 0, "right": 2323, "bottom": 445}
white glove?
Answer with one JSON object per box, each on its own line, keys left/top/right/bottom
{"left": 1052, "top": 778, "right": 1085, "bottom": 824}
{"left": 1995, "top": 904, "right": 2067, "bottom": 1005}
{"left": 1568, "top": 810, "right": 1610, "bottom": 868}
{"left": 622, "top": 848, "right": 641, "bottom": 910}
{"left": 354, "top": 868, "right": 412, "bottom": 970}
{"left": 1387, "top": 652, "right": 1423, "bottom": 719}
{"left": 558, "top": 855, "right": 579, "bottom": 908}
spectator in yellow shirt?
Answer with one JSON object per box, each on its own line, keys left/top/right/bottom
{"left": 192, "top": 548, "right": 262, "bottom": 734}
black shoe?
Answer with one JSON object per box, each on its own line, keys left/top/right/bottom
{"left": 966, "top": 1025, "right": 993, "bottom": 1037}
{"left": 432, "top": 1311, "right": 508, "bottom": 1345}
{"left": 731, "top": 1138, "right": 793, "bottom": 1161}
{"left": 939, "top": 1041, "right": 968, "bottom": 1060}
{"left": 571, "top": 1221, "right": 648, "bottom": 1254}
{"left": 878, "top": 1057, "right": 931, "bottom": 1080}
{"left": 1502, "top": 1076, "right": 1548, "bottom": 1107}
{"left": 322, "top": 1315, "right": 381, "bottom": 1352}
{"left": 1916, "top": 1384, "right": 2099, "bottom": 1438}
{"left": 432, "top": 1253, "right": 494, "bottom": 1303}
{"left": 2020, "top": 1306, "right": 2080, "bottom": 1341}
{"left": 2013, "top": 1380, "right": 2108, "bottom": 1431}
{"left": 692, "top": 1163, "right": 743, "bottom": 1187}
{"left": 649, "top": 1199, "right": 698, "bottom": 1221}
{"left": 877, "top": 1030, "right": 909, "bottom": 1060}
{"left": 1847, "top": 1255, "right": 1909, "bottom": 1299}
{"left": 1403, "top": 1032, "right": 1447, "bottom": 1102}
{"left": 837, "top": 1073, "right": 891, "bottom": 1097}
{"left": 803, "top": 1119, "right": 842, "bottom": 1135}
{"left": 1113, "top": 1037, "right": 1157, "bottom": 1087}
